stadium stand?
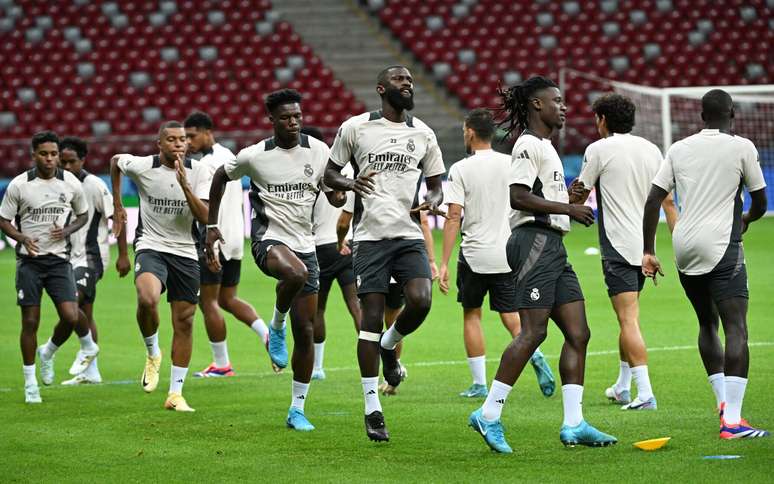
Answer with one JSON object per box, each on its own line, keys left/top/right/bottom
{"left": 1, "top": 0, "right": 772, "bottom": 176}
{"left": 0, "top": 0, "right": 364, "bottom": 176}
{"left": 370, "top": 0, "right": 773, "bottom": 152}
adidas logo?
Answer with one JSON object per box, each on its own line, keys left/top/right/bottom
{"left": 515, "top": 149, "right": 530, "bottom": 160}
{"left": 297, "top": 395, "right": 305, "bottom": 400}
{"left": 176, "top": 379, "right": 184, "bottom": 383}
{"left": 367, "top": 390, "right": 376, "bottom": 395}
{"left": 496, "top": 399, "right": 505, "bottom": 404}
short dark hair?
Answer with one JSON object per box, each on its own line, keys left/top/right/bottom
{"left": 184, "top": 111, "right": 214, "bottom": 130}
{"left": 377, "top": 65, "right": 407, "bottom": 86}
{"left": 300, "top": 126, "right": 324, "bottom": 141}
{"left": 464, "top": 108, "right": 495, "bottom": 141}
{"left": 31, "top": 131, "right": 59, "bottom": 152}
{"left": 265, "top": 89, "right": 302, "bottom": 114}
{"left": 591, "top": 93, "right": 635, "bottom": 134}
{"left": 158, "top": 120, "right": 184, "bottom": 138}
{"left": 59, "top": 136, "right": 88, "bottom": 159}
{"left": 702, "top": 89, "right": 733, "bottom": 122}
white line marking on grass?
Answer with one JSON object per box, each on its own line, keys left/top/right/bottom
{"left": 2, "top": 342, "right": 773, "bottom": 392}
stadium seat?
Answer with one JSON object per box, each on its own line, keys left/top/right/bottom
{"left": 0, "top": 0, "right": 359, "bottom": 176}
{"left": 367, "top": 0, "right": 773, "bottom": 152}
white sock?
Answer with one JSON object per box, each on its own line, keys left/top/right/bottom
{"left": 481, "top": 380, "right": 512, "bottom": 421}
{"left": 78, "top": 331, "right": 98, "bottom": 352}
{"left": 169, "top": 365, "right": 188, "bottom": 394}
{"left": 86, "top": 356, "right": 100, "bottom": 379}
{"left": 380, "top": 325, "right": 404, "bottom": 350}
{"left": 614, "top": 360, "right": 631, "bottom": 392}
{"left": 270, "top": 306, "right": 287, "bottom": 330}
{"left": 724, "top": 376, "right": 747, "bottom": 425}
{"left": 251, "top": 318, "right": 269, "bottom": 343}
{"left": 210, "top": 340, "right": 230, "bottom": 368}
{"left": 314, "top": 342, "right": 325, "bottom": 371}
{"left": 562, "top": 384, "right": 584, "bottom": 427}
{"left": 362, "top": 376, "right": 382, "bottom": 414}
{"left": 143, "top": 332, "right": 161, "bottom": 357}
{"left": 708, "top": 372, "right": 726, "bottom": 408}
{"left": 631, "top": 365, "right": 654, "bottom": 401}
{"left": 291, "top": 380, "right": 309, "bottom": 411}
{"left": 40, "top": 339, "right": 59, "bottom": 360}
{"left": 467, "top": 355, "right": 487, "bottom": 385}
{"left": 23, "top": 364, "right": 37, "bottom": 386}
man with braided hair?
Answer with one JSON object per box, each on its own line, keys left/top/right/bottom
{"left": 468, "top": 76, "right": 617, "bottom": 453}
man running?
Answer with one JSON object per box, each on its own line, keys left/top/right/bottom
{"left": 183, "top": 111, "right": 271, "bottom": 377}
{"left": 0, "top": 131, "right": 97, "bottom": 403}
{"left": 205, "top": 89, "right": 345, "bottom": 431}
{"left": 58, "top": 136, "right": 119, "bottom": 384}
{"left": 111, "top": 121, "right": 211, "bottom": 412}
{"left": 324, "top": 65, "right": 445, "bottom": 441}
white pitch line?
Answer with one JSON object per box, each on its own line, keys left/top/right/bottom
{"left": 2, "top": 341, "right": 773, "bottom": 393}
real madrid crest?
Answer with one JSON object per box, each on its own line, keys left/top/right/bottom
{"left": 58, "top": 193, "right": 66, "bottom": 203}
{"left": 406, "top": 138, "right": 415, "bottom": 153}
{"left": 304, "top": 163, "right": 313, "bottom": 177}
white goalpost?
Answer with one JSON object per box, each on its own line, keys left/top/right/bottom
{"left": 612, "top": 82, "right": 774, "bottom": 154}
{"left": 559, "top": 68, "right": 774, "bottom": 156}
{"left": 558, "top": 68, "right": 774, "bottom": 215}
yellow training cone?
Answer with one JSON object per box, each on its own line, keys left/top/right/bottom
{"left": 633, "top": 437, "right": 671, "bottom": 451}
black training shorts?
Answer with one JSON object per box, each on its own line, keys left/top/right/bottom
{"left": 506, "top": 224, "right": 584, "bottom": 309}
{"left": 456, "top": 250, "right": 518, "bottom": 312}
{"left": 135, "top": 250, "right": 200, "bottom": 303}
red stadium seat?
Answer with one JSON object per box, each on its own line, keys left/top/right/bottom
{"left": 366, "top": 0, "right": 771, "bottom": 135}
{"left": 0, "top": 0, "right": 361, "bottom": 171}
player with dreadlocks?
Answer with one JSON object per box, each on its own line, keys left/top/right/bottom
{"left": 468, "top": 76, "right": 617, "bottom": 453}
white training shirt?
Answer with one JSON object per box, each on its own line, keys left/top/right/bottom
{"left": 509, "top": 131, "right": 570, "bottom": 233}
{"left": 117, "top": 154, "right": 211, "bottom": 260}
{"left": 329, "top": 110, "right": 446, "bottom": 242}
{"left": 70, "top": 170, "right": 113, "bottom": 270}
{"left": 313, "top": 164, "right": 353, "bottom": 246}
{"left": 578, "top": 133, "right": 663, "bottom": 266}
{"left": 199, "top": 143, "right": 244, "bottom": 261}
{"left": 445, "top": 149, "right": 512, "bottom": 273}
{"left": 653, "top": 129, "right": 766, "bottom": 275}
{"left": 0, "top": 167, "right": 87, "bottom": 259}
{"left": 226, "top": 134, "right": 329, "bottom": 254}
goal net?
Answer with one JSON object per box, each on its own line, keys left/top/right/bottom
{"left": 560, "top": 68, "right": 774, "bottom": 157}
{"left": 559, "top": 68, "right": 774, "bottom": 211}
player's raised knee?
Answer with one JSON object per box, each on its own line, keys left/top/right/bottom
{"left": 403, "top": 284, "right": 432, "bottom": 313}
{"left": 285, "top": 264, "right": 309, "bottom": 289}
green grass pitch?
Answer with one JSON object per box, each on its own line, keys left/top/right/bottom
{"left": 1, "top": 220, "right": 772, "bottom": 483}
